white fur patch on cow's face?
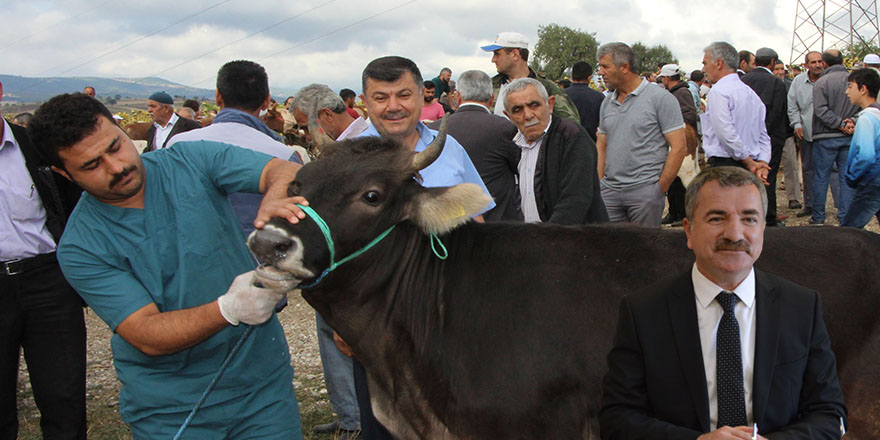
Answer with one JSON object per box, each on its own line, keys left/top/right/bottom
{"left": 247, "top": 225, "right": 315, "bottom": 281}
{"left": 409, "top": 183, "right": 493, "bottom": 234}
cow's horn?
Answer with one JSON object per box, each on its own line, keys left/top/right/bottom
{"left": 412, "top": 115, "right": 447, "bottom": 171}
{"left": 307, "top": 119, "right": 335, "bottom": 150}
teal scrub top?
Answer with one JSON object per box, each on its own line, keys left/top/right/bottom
{"left": 58, "top": 141, "right": 293, "bottom": 423}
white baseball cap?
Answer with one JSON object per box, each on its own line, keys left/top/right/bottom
{"left": 481, "top": 32, "right": 529, "bottom": 51}
{"left": 658, "top": 64, "right": 681, "bottom": 77}
{"left": 863, "top": 53, "right": 880, "bottom": 65}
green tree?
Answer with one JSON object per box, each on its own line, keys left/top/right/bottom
{"left": 532, "top": 24, "right": 600, "bottom": 80}
{"left": 842, "top": 40, "right": 880, "bottom": 66}
{"left": 631, "top": 42, "right": 678, "bottom": 75}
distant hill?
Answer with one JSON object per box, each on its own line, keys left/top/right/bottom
{"left": 0, "top": 74, "right": 217, "bottom": 103}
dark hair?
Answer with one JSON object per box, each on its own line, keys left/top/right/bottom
{"left": 755, "top": 55, "right": 776, "bottom": 68}
{"left": 848, "top": 68, "right": 880, "bottom": 98}
{"left": 685, "top": 166, "right": 768, "bottom": 220}
{"left": 690, "top": 70, "right": 704, "bottom": 82}
{"left": 183, "top": 99, "right": 199, "bottom": 112}
{"left": 339, "top": 88, "right": 356, "bottom": 100}
{"left": 13, "top": 112, "right": 33, "bottom": 125}
{"left": 362, "top": 56, "right": 423, "bottom": 94}
{"left": 28, "top": 93, "right": 115, "bottom": 169}
{"left": 558, "top": 79, "right": 571, "bottom": 88}
{"left": 216, "top": 60, "right": 269, "bottom": 112}
{"left": 571, "top": 61, "right": 593, "bottom": 80}
{"left": 823, "top": 50, "right": 844, "bottom": 66}
{"left": 505, "top": 47, "right": 530, "bottom": 62}
{"left": 738, "top": 50, "right": 754, "bottom": 67}
{"left": 423, "top": 80, "right": 435, "bottom": 90}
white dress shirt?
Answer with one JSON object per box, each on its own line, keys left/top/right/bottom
{"left": 514, "top": 116, "right": 552, "bottom": 222}
{"left": 0, "top": 119, "right": 57, "bottom": 260}
{"left": 337, "top": 117, "right": 370, "bottom": 141}
{"left": 701, "top": 73, "right": 771, "bottom": 162}
{"left": 692, "top": 264, "right": 757, "bottom": 431}
{"left": 152, "top": 112, "right": 179, "bottom": 150}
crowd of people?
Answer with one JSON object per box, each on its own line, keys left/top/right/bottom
{"left": 2, "top": 28, "right": 876, "bottom": 439}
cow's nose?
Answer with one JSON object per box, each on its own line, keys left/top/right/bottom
{"left": 247, "top": 228, "right": 296, "bottom": 263}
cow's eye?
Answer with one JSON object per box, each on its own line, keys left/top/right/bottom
{"left": 362, "top": 190, "right": 381, "bottom": 205}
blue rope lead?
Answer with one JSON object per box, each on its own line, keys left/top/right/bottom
{"left": 173, "top": 325, "right": 255, "bottom": 440}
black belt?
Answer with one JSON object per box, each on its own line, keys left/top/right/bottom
{"left": 1, "top": 252, "right": 57, "bottom": 276}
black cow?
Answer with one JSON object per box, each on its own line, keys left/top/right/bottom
{"left": 249, "top": 124, "right": 880, "bottom": 439}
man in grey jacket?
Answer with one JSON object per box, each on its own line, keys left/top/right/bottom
{"left": 810, "top": 49, "right": 859, "bottom": 224}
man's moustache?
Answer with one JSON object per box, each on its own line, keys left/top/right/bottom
{"left": 382, "top": 111, "right": 410, "bottom": 120}
{"left": 524, "top": 118, "right": 540, "bottom": 128}
{"left": 109, "top": 166, "right": 136, "bottom": 188}
{"left": 713, "top": 239, "right": 751, "bottom": 252}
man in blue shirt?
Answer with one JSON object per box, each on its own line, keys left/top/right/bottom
{"left": 350, "top": 55, "right": 493, "bottom": 439}
{"left": 28, "top": 93, "right": 308, "bottom": 439}
{"left": 842, "top": 68, "right": 880, "bottom": 228}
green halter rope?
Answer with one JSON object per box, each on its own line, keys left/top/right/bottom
{"left": 296, "top": 204, "right": 395, "bottom": 289}
{"left": 295, "top": 204, "right": 449, "bottom": 288}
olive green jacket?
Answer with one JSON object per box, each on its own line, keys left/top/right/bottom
{"left": 492, "top": 69, "right": 581, "bottom": 124}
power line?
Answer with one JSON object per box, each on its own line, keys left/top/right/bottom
{"left": 40, "top": 0, "right": 233, "bottom": 78}
{"left": 145, "top": 0, "right": 336, "bottom": 80}
{"left": 190, "top": 0, "right": 419, "bottom": 87}
{"left": 0, "top": 0, "right": 115, "bottom": 53}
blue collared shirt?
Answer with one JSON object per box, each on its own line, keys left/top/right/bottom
{"left": 357, "top": 122, "right": 495, "bottom": 214}
{"left": 700, "top": 73, "right": 771, "bottom": 162}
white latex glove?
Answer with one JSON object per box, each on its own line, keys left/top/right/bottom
{"left": 217, "top": 271, "right": 289, "bottom": 326}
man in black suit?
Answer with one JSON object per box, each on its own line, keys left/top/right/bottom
{"left": 144, "top": 91, "right": 202, "bottom": 152}
{"left": 601, "top": 166, "right": 846, "bottom": 439}
{"left": 565, "top": 61, "right": 605, "bottom": 141}
{"left": 742, "top": 48, "right": 788, "bottom": 226}
{"left": 428, "top": 69, "right": 522, "bottom": 221}
{"left": 1, "top": 81, "right": 86, "bottom": 439}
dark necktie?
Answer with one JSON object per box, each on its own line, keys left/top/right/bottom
{"left": 716, "top": 291, "right": 747, "bottom": 428}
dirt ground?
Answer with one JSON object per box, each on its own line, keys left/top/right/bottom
{"left": 15, "top": 179, "right": 878, "bottom": 439}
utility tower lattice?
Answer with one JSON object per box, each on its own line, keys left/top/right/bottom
{"left": 790, "top": 0, "right": 880, "bottom": 65}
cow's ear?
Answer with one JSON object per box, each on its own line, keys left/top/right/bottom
{"left": 407, "top": 183, "right": 492, "bottom": 234}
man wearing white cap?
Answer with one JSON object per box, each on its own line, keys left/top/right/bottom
{"left": 481, "top": 32, "right": 580, "bottom": 124}
{"left": 864, "top": 53, "right": 880, "bottom": 69}
{"left": 659, "top": 64, "right": 699, "bottom": 225}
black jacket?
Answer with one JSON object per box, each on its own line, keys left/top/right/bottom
{"left": 601, "top": 270, "right": 846, "bottom": 439}
{"left": 14, "top": 123, "right": 82, "bottom": 243}
{"left": 144, "top": 116, "right": 203, "bottom": 152}
{"left": 564, "top": 83, "right": 605, "bottom": 141}
{"left": 534, "top": 117, "right": 608, "bottom": 225}
{"left": 428, "top": 104, "right": 522, "bottom": 221}
{"left": 742, "top": 68, "right": 788, "bottom": 145}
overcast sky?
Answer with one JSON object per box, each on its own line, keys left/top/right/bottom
{"left": 1, "top": 0, "right": 797, "bottom": 93}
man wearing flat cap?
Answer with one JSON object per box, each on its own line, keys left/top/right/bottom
{"left": 481, "top": 32, "right": 580, "bottom": 124}
{"left": 741, "top": 48, "right": 788, "bottom": 226}
{"left": 144, "top": 91, "right": 202, "bottom": 152}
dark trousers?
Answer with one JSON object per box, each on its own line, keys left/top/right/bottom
{"left": 0, "top": 257, "right": 87, "bottom": 440}
{"left": 666, "top": 177, "right": 686, "bottom": 221}
{"left": 353, "top": 359, "right": 394, "bottom": 439}
{"left": 765, "top": 139, "right": 785, "bottom": 225}
{"left": 707, "top": 156, "right": 749, "bottom": 169}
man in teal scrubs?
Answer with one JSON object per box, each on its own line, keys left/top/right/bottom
{"left": 28, "top": 93, "right": 307, "bottom": 439}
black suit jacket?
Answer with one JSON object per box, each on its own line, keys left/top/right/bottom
{"left": 564, "top": 83, "right": 605, "bottom": 141}
{"left": 600, "top": 270, "right": 846, "bottom": 439}
{"left": 427, "top": 105, "right": 522, "bottom": 221}
{"left": 741, "top": 68, "right": 788, "bottom": 145}
{"left": 144, "top": 115, "right": 202, "bottom": 152}
{"left": 13, "top": 123, "right": 82, "bottom": 243}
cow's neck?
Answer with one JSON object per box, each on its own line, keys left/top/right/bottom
{"left": 302, "top": 221, "right": 448, "bottom": 359}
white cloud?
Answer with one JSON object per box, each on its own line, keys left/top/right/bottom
{"left": 1, "top": 0, "right": 800, "bottom": 94}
